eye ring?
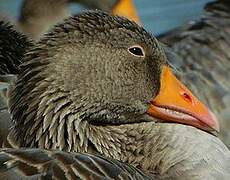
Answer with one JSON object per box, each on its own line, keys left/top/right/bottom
{"left": 128, "top": 45, "right": 145, "bottom": 57}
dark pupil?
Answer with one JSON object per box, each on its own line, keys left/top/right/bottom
{"left": 129, "top": 47, "right": 143, "bottom": 56}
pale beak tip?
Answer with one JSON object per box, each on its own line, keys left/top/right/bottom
{"left": 209, "top": 111, "right": 220, "bottom": 133}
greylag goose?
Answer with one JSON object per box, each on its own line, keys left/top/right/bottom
{"left": 0, "top": 11, "right": 229, "bottom": 179}
{"left": 18, "top": 0, "right": 139, "bottom": 40}
{"left": 159, "top": 0, "right": 230, "bottom": 148}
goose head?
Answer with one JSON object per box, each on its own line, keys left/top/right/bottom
{"left": 9, "top": 10, "right": 220, "bottom": 176}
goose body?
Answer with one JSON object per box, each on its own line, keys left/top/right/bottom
{"left": 159, "top": 0, "right": 230, "bottom": 148}
{"left": 0, "top": 11, "right": 229, "bottom": 179}
{"left": 1, "top": 124, "right": 230, "bottom": 179}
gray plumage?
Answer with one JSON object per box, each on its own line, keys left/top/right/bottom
{"left": 2, "top": 124, "right": 230, "bottom": 179}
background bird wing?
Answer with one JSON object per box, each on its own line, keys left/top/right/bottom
{"left": 159, "top": 1, "right": 230, "bottom": 148}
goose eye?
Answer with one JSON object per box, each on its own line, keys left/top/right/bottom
{"left": 128, "top": 46, "right": 145, "bottom": 57}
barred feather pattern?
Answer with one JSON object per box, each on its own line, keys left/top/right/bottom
{"left": 0, "top": 148, "right": 151, "bottom": 180}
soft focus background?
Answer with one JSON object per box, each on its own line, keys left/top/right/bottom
{"left": 0, "top": 0, "right": 213, "bottom": 35}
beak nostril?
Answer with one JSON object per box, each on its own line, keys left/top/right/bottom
{"left": 181, "top": 92, "right": 193, "bottom": 103}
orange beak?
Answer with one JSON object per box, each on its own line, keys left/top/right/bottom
{"left": 112, "top": 0, "right": 141, "bottom": 24}
{"left": 147, "top": 65, "right": 219, "bottom": 135}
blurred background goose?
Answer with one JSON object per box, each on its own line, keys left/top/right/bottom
{"left": 0, "top": 11, "right": 229, "bottom": 179}
{"left": 17, "top": 0, "right": 140, "bottom": 40}
{"left": 158, "top": 0, "right": 230, "bottom": 148}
